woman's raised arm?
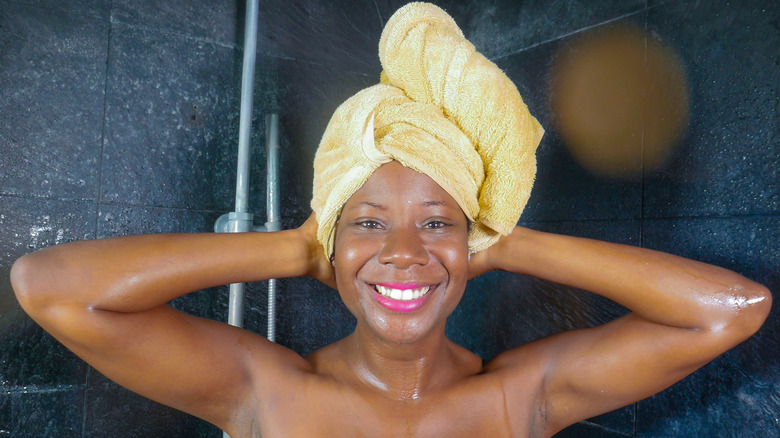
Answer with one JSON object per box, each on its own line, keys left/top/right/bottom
{"left": 10, "top": 217, "right": 331, "bottom": 435}
{"left": 479, "top": 226, "right": 772, "bottom": 436}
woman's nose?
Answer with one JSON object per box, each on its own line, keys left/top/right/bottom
{"left": 377, "top": 226, "right": 429, "bottom": 268}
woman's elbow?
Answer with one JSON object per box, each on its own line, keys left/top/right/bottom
{"left": 10, "top": 252, "right": 55, "bottom": 317}
{"left": 728, "top": 281, "right": 772, "bottom": 339}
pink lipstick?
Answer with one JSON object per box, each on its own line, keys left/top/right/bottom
{"left": 372, "top": 283, "right": 434, "bottom": 313}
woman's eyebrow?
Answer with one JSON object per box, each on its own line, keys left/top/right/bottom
{"left": 420, "top": 200, "right": 456, "bottom": 209}
{"left": 359, "top": 201, "right": 386, "bottom": 210}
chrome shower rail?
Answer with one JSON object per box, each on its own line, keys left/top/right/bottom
{"left": 213, "top": 1, "right": 280, "bottom": 437}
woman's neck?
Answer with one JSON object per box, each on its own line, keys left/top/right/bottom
{"left": 336, "top": 325, "right": 477, "bottom": 402}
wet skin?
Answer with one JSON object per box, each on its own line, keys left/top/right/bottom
{"left": 10, "top": 161, "right": 772, "bottom": 437}
{"left": 256, "top": 162, "right": 530, "bottom": 436}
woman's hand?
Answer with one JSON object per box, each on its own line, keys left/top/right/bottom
{"left": 467, "top": 229, "right": 520, "bottom": 279}
{"left": 467, "top": 247, "right": 493, "bottom": 279}
{"left": 297, "top": 213, "right": 337, "bottom": 289}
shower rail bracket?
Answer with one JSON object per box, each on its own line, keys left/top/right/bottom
{"left": 214, "top": 212, "right": 268, "bottom": 233}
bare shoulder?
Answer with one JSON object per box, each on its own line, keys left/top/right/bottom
{"left": 482, "top": 335, "right": 568, "bottom": 436}
{"left": 222, "top": 330, "right": 315, "bottom": 436}
{"left": 484, "top": 335, "right": 551, "bottom": 379}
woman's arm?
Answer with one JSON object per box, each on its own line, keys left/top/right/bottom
{"left": 478, "top": 226, "right": 772, "bottom": 436}
{"left": 10, "top": 216, "right": 332, "bottom": 434}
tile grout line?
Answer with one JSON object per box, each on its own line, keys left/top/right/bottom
{"left": 492, "top": 7, "right": 647, "bottom": 62}
{"left": 81, "top": 368, "right": 90, "bottom": 438}
{"left": 579, "top": 419, "right": 634, "bottom": 437}
{"left": 633, "top": 402, "right": 639, "bottom": 437}
{"left": 94, "top": 5, "right": 114, "bottom": 241}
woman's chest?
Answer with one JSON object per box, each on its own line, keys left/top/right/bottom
{"left": 249, "top": 377, "right": 537, "bottom": 438}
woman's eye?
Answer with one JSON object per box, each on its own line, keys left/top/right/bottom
{"left": 357, "top": 220, "right": 382, "bottom": 229}
{"left": 425, "top": 220, "right": 448, "bottom": 229}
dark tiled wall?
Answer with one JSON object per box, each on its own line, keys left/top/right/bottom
{"left": 0, "top": 1, "right": 776, "bottom": 437}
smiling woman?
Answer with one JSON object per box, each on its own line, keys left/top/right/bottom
{"left": 8, "top": 3, "right": 773, "bottom": 438}
{"left": 331, "top": 161, "right": 470, "bottom": 344}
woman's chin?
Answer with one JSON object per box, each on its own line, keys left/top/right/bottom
{"left": 358, "top": 311, "right": 446, "bottom": 346}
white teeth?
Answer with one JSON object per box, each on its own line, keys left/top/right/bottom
{"left": 375, "top": 285, "right": 431, "bottom": 301}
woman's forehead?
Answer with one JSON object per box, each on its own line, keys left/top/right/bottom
{"left": 345, "top": 162, "right": 459, "bottom": 211}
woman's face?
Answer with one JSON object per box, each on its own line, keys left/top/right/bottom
{"left": 333, "top": 161, "right": 470, "bottom": 344}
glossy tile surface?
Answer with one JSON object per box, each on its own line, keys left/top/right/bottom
{"left": 0, "top": 1, "right": 107, "bottom": 200}
{"left": 643, "top": 0, "right": 780, "bottom": 217}
{"left": 112, "top": 0, "right": 239, "bottom": 46}
{"left": 0, "top": 389, "right": 84, "bottom": 437}
{"left": 255, "top": 0, "right": 384, "bottom": 74}
{"left": 100, "top": 22, "right": 243, "bottom": 210}
{"left": 6, "top": 0, "right": 110, "bottom": 18}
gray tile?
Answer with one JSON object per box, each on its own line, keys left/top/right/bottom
{"left": 0, "top": 1, "right": 107, "bottom": 200}
{"left": 100, "top": 22, "right": 256, "bottom": 210}
{"left": 643, "top": 0, "right": 780, "bottom": 217}
{"left": 376, "top": 0, "right": 646, "bottom": 60}
{"left": 0, "top": 387, "right": 84, "bottom": 437}
{"left": 256, "top": 0, "right": 384, "bottom": 74}
{"left": 8, "top": 0, "right": 111, "bottom": 19}
{"left": 647, "top": 0, "right": 674, "bottom": 7}
{"left": 0, "top": 196, "right": 95, "bottom": 387}
{"left": 112, "top": 0, "right": 239, "bottom": 47}
{"left": 554, "top": 421, "right": 632, "bottom": 438}
{"left": 638, "top": 216, "right": 780, "bottom": 437}
{"left": 84, "top": 386, "right": 220, "bottom": 438}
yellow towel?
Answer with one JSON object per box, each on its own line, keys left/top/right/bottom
{"left": 311, "top": 2, "right": 544, "bottom": 257}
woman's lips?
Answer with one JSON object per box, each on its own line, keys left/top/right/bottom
{"left": 372, "top": 283, "right": 434, "bottom": 313}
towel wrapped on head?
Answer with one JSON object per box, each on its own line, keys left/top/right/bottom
{"left": 311, "top": 2, "right": 544, "bottom": 257}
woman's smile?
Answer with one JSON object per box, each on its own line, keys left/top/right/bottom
{"left": 372, "top": 283, "right": 436, "bottom": 313}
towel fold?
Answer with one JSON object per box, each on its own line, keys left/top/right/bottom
{"left": 312, "top": 2, "right": 544, "bottom": 257}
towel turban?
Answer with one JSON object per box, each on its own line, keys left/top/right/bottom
{"left": 311, "top": 2, "right": 544, "bottom": 257}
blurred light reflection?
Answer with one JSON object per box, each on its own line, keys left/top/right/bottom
{"left": 550, "top": 24, "right": 689, "bottom": 178}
